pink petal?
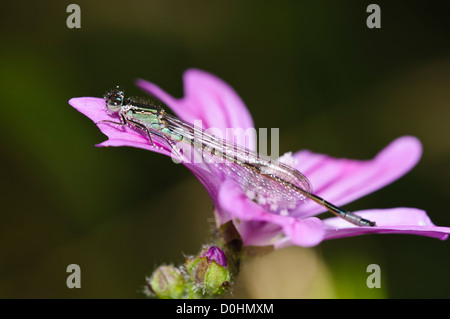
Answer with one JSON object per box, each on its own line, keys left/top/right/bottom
{"left": 217, "top": 180, "right": 263, "bottom": 222}
{"left": 281, "top": 217, "right": 325, "bottom": 247}
{"left": 233, "top": 221, "right": 284, "bottom": 247}
{"left": 136, "top": 69, "right": 256, "bottom": 150}
{"left": 97, "top": 139, "right": 172, "bottom": 157}
{"left": 322, "top": 207, "right": 450, "bottom": 240}
{"left": 69, "top": 97, "right": 108, "bottom": 123}
{"left": 218, "top": 180, "right": 325, "bottom": 247}
{"left": 69, "top": 97, "right": 172, "bottom": 154}
{"left": 293, "top": 136, "right": 423, "bottom": 217}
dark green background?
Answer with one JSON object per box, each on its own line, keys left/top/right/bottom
{"left": 1, "top": 1, "right": 449, "bottom": 298}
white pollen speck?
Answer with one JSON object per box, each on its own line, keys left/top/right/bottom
{"left": 245, "top": 190, "right": 256, "bottom": 200}
{"left": 257, "top": 197, "right": 267, "bottom": 205}
{"left": 270, "top": 203, "right": 278, "bottom": 211}
{"left": 280, "top": 209, "right": 289, "bottom": 216}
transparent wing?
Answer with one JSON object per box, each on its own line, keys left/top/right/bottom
{"left": 165, "top": 114, "right": 312, "bottom": 214}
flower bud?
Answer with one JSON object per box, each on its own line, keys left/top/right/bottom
{"left": 202, "top": 246, "right": 227, "bottom": 268}
{"left": 147, "top": 265, "right": 185, "bottom": 299}
{"left": 186, "top": 246, "right": 231, "bottom": 296}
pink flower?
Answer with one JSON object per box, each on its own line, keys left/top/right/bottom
{"left": 69, "top": 69, "right": 450, "bottom": 249}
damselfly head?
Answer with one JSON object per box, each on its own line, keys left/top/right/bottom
{"left": 104, "top": 86, "right": 125, "bottom": 114}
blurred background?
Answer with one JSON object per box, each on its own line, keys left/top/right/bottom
{"left": 1, "top": 0, "right": 449, "bottom": 298}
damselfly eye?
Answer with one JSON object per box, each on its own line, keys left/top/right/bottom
{"left": 104, "top": 87, "right": 124, "bottom": 113}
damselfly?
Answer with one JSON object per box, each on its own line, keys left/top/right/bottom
{"left": 98, "top": 87, "right": 376, "bottom": 227}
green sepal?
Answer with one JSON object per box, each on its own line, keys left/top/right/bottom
{"left": 204, "top": 260, "right": 231, "bottom": 295}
